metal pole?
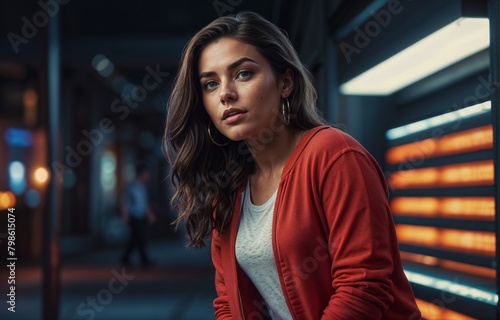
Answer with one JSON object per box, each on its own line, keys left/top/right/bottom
{"left": 40, "top": 8, "right": 62, "bottom": 320}
{"left": 488, "top": 0, "right": 500, "bottom": 319}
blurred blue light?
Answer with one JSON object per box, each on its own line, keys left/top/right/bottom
{"left": 4, "top": 127, "right": 33, "bottom": 147}
{"left": 25, "top": 189, "right": 41, "bottom": 208}
{"left": 92, "top": 54, "right": 114, "bottom": 77}
{"left": 63, "top": 170, "right": 77, "bottom": 188}
{"left": 98, "top": 60, "right": 114, "bottom": 77}
{"left": 100, "top": 152, "right": 117, "bottom": 191}
{"left": 92, "top": 54, "right": 106, "bottom": 69}
{"left": 9, "top": 161, "right": 24, "bottom": 179}
{"left": 9, "top": 161, "right": 26, "bottom": 195}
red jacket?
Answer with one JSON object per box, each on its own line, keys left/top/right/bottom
{"left": 212, "top": 126, "right": 421, "bottom": 319}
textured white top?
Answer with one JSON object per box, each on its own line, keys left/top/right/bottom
{"left": 235, "top": 181, "right": 293, "bottom": 320}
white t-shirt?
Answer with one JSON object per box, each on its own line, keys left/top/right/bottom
{"left": 235, "top": 181, "right": 293, "bottom": 320}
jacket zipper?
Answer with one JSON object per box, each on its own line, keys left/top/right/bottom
{"left": 236, "top": 192, "right": 246, "bottom": 320}
{"left": 238, "top": 288, "right": 246, "bottom": 320}
{"left": 272, "top": 185, "right": 295, "bottom": 319}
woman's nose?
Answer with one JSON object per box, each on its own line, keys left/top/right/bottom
{"left": 219, "top": 81, "right": 237, "bottom": 104}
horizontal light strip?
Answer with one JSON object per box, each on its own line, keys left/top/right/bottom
{"left": 388, "top": 160, "right": 494, "bottom": 189}
{"left": 386, "top": 101, "right": 491, "bottom": 140}
{"left": 405, "top": 270, "right": 498, "bottom": 306}
{"left": 391, "top": 196, "right": 495, "bottom": 219}
{"left": 396, "top": 225, "right": 495, "bottom": 256}
{"left": 386, "top": 125, "right": 493, "bottom": 165}
{"left": 440, "top": 260, "right": 496, "bottom": 279}
{"left": 340, "top": 18, "right": 490, "bottom": 95}
{"left": 441, "top": 229, "right": 495, "bottom": 255}
{"left": 401, "top": 252, "right": 496, "bottom": 279}
{"left": 396, "top": 225, "right": 440, "bottom": 246}
{"left": 415, "top": 298, "right": 476, "bottom": 320}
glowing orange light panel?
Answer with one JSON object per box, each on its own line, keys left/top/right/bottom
{"left": 386, "top": 125, "right": 493, "bottom": 164}
{"left": 389, "top": 160, "right": 494, "bottom": 189}
{"left": 396, "top": 225, "right": 439, "bottom": 246}
{"left": 441, "top": 229, "right": 495, "bottom": 256}
{"left": 396, "top": 225, "right": 495, "bottom": 256}
{"left": 415, "top": 299, "right": 476, "bottom": 320}
{"left": 391, "top": 197, "right": 495, "bottom": 219}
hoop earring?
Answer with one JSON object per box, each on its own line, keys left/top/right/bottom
{"left": 208, "top": 121, "right": 229, "bottom": 146}
{"left": 282, "top": 98, "right": 290, "bottom": 125}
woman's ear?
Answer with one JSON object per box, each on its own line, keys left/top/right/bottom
{"left": 280, "top": 69, "right": 294, "bottom": 98}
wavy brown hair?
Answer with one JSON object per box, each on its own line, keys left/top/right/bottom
{"left": 164, "top": 11, "right": 328, "bottom": 247}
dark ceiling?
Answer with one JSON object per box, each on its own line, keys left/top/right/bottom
{"left": 0, "top": 0, "right": 301, "bottom": 118}
{"left": 0, "top": 0, "right": 373, "bottom": 70}
{"left": 0, "top": 0, "right": 288, "bottom": 71}
{"left": 0, "top": 0, "right": 377, "bottom": 119}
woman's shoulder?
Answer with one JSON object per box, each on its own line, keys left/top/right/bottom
{"left": 284, "top": 125, "right": 375, "bottom": 177}
{"left": 302, "top": 125, "right": 367, "bottom": 156}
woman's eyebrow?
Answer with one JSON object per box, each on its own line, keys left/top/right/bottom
{"left": 199, "top": 57, "right": 257, "bottom": 79}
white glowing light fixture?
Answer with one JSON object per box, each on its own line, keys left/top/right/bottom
{"left": 405, "top": 269, "right": 498, "bottom": 306}
{"left": 386, "top": 101, "right": 491, "bottom": 140}
{"left": 341, "top": 18, "right": 490, "bottom": 95}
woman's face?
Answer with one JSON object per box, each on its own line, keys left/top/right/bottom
{"left": 198, "top": 37, "right": 292, "bottom": 142}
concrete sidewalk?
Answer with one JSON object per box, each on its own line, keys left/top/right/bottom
{"left": 0, "top": 239, "right": 216, "bottom": 320}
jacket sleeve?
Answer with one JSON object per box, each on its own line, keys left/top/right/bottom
{"left": 212, "top": 228, "right": 233, "bottom": 319}
{"left": 319, "top": 150, "right": 397, "bottom": 320}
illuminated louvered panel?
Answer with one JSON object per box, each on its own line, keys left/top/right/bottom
{"left": 400, "top": 252, "right": 496, "bottom": 278}
{"left": 388, "top": 160, "right": 494, "bottom": 189}
{"left": 390, "top": 197, "right": 495, "bottom": 220}
{"left": 385, "top": 102, "right": 497, "bottom": 319}
{"left": 396, "top": 226, "right": 495, "bottom": 256}
{"left": 386, "top": 125, "right": 493, "bottom": 165}
{"left": 415, "top": 298, "right": 476, "bottom": 320}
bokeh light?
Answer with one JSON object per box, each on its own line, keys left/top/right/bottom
{"left": 34, "top": 167, "right": 50, "bottom": 186}
{"left": 0, "top": 191, "right": 16, "bottom": 210}
{"left": 25, "top": 189, "right": 41, "bottom": 208}
{"left": 9, "top": 161, "right": 27, "bottom": 195}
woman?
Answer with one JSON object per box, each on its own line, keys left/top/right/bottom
{"left": 165, "top": 11, "right": 420, "bottom": 320}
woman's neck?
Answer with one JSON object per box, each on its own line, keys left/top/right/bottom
{"left": 245, "top": 126, "right": 303, "bottom": 178}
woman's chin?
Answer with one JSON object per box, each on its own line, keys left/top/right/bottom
{"left": 222, "top": 129, "right": 253, "bottom": 142}
{"left": 225, "top": 135, "right": 246, "bottom": 143}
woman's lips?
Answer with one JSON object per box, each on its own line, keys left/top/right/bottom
{"left": 222, "top": 108, "right": 247, "bottom": 124}
{"left": 223, "top": 111, "right": 247, "bottom": 124}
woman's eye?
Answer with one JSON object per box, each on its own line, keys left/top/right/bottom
{"left": 204, "top": 81, "right": 218, "bottom": 90}
{"left": 237, "top": 70, "right": 252, "bottom": 79}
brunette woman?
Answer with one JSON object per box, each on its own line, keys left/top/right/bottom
{"left": 165, "top": 11, "right": 420, "bottom": 320}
